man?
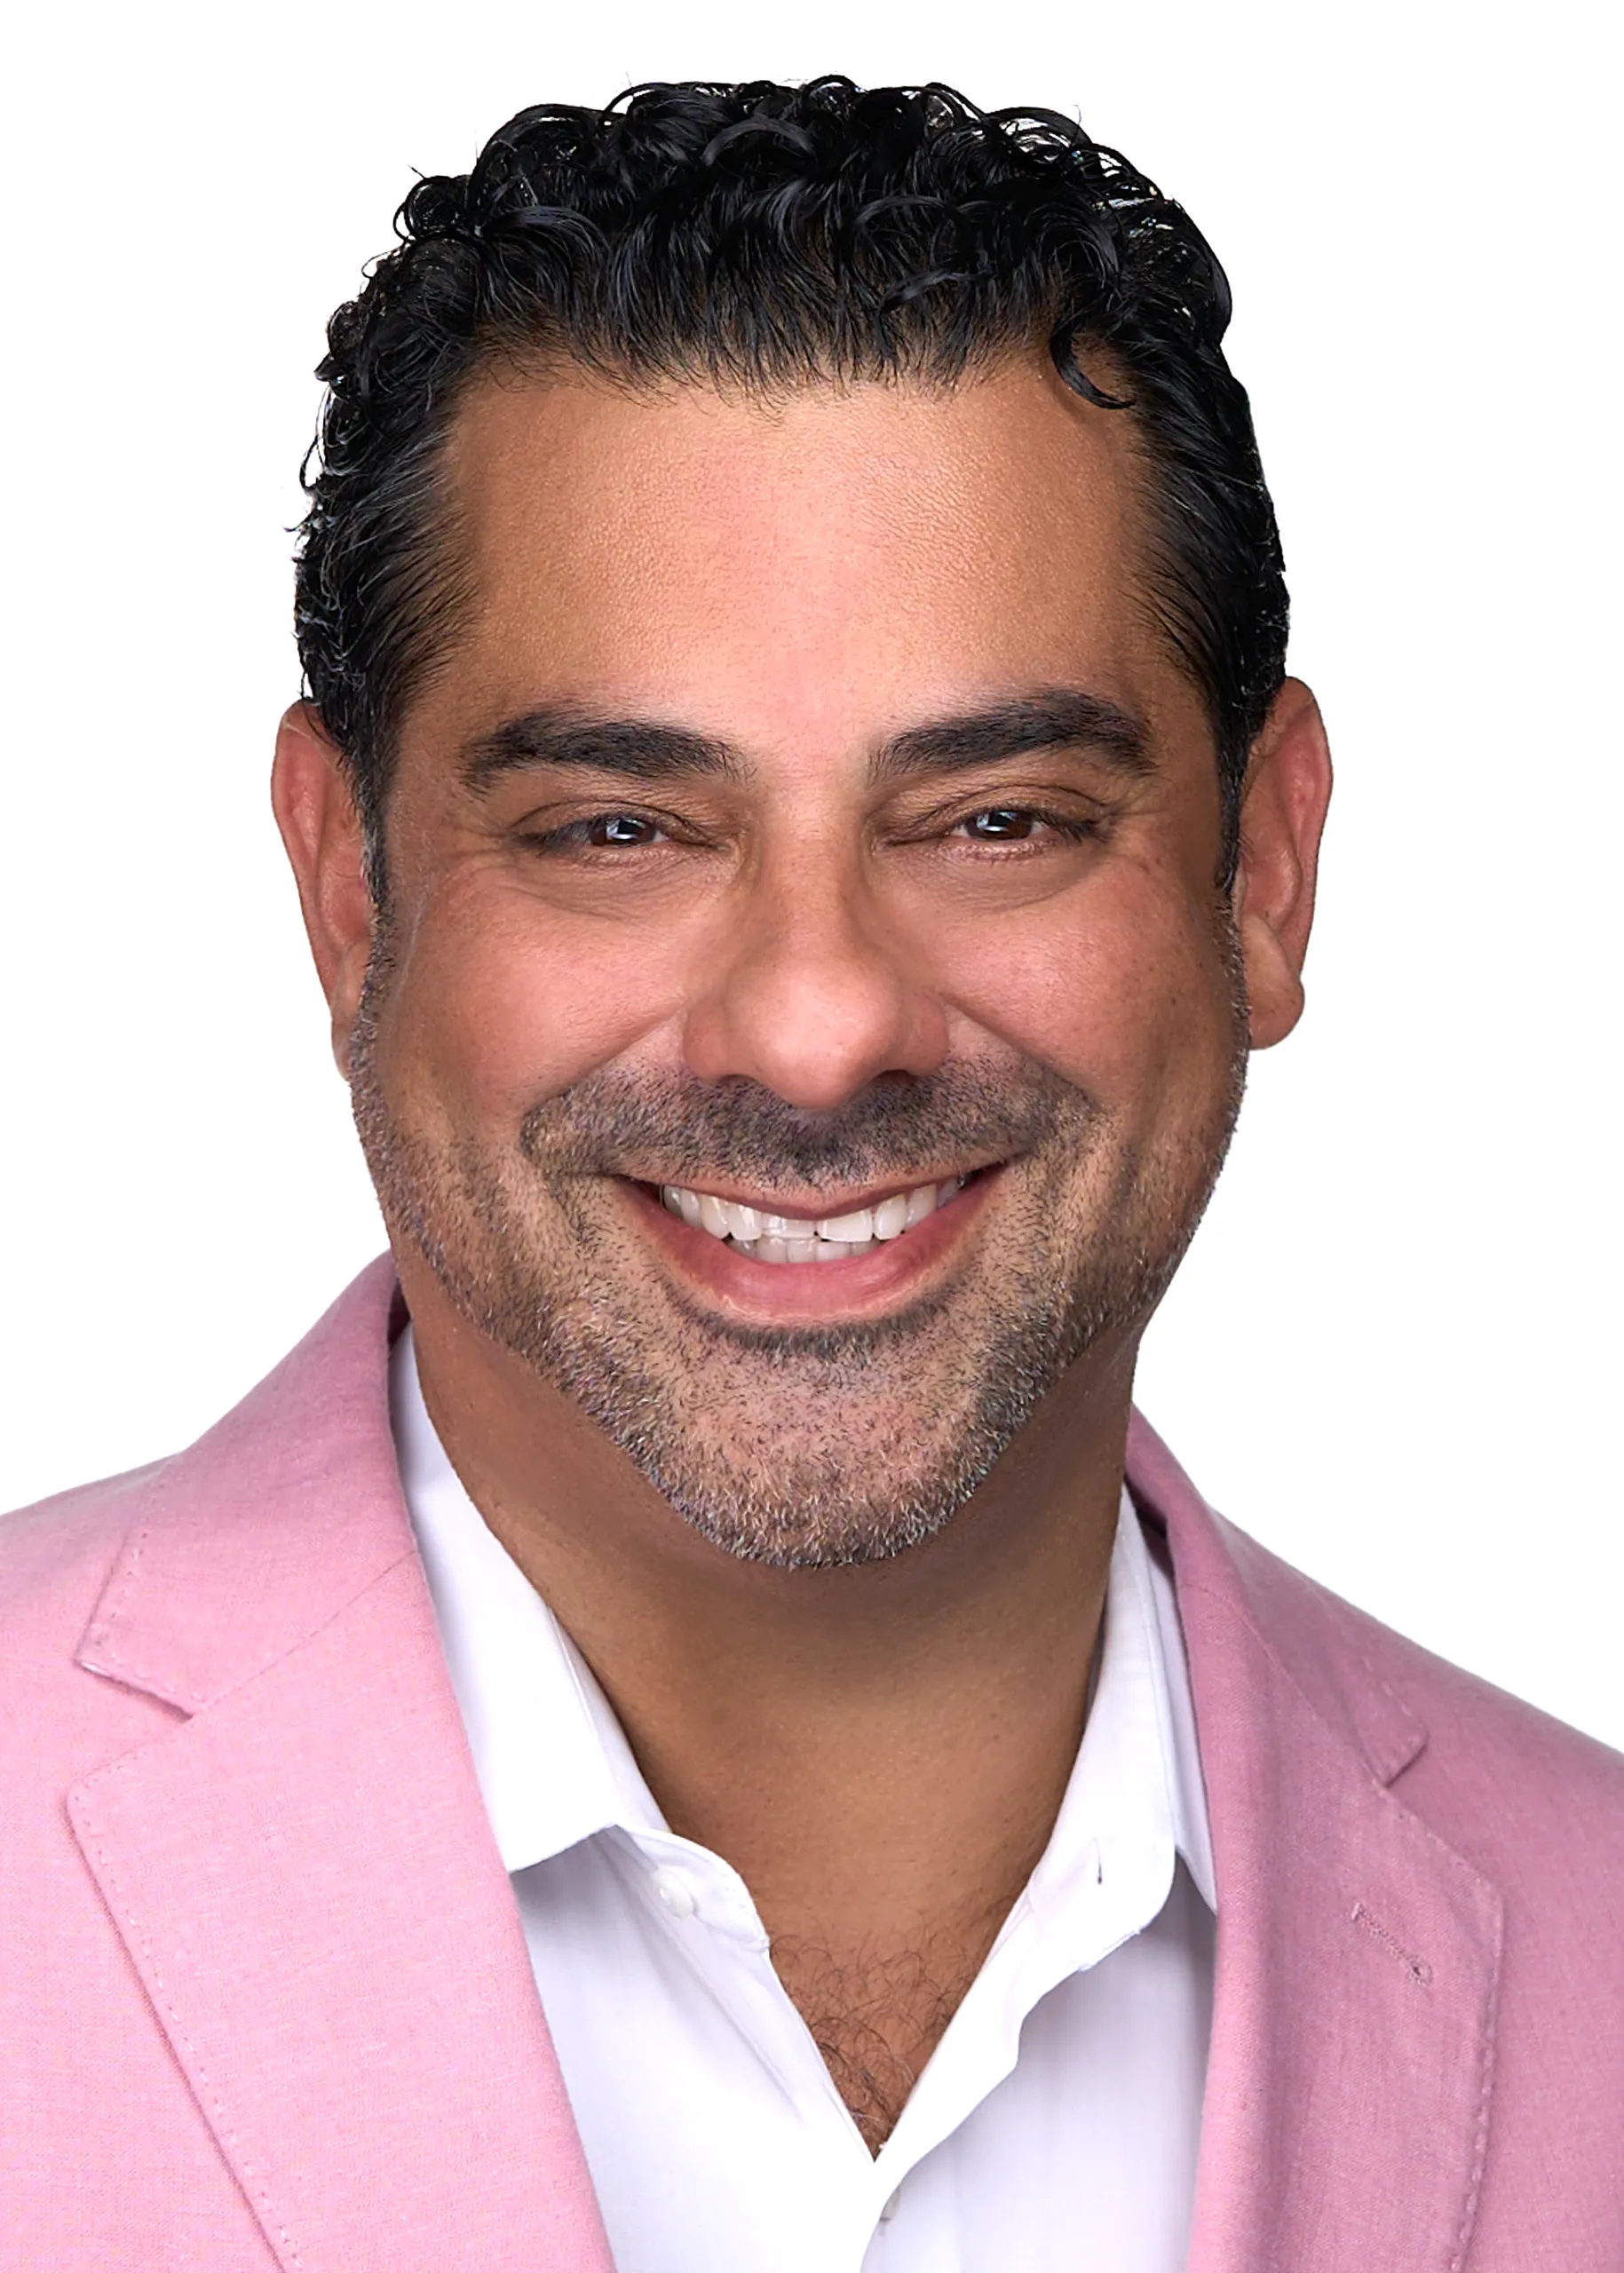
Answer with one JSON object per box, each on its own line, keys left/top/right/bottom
{"left": 3, "top": 75, "right": 1620, "bottom": 2273}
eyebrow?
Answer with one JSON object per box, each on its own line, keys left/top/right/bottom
{"left": 459, "top": 686, "right": 1152, "bottom": 795}
{"left": 461, "top": 711, "right": 741, "bottom": 793}
{"left": 868, "top": 688, "right": 1153, "bottom": 784}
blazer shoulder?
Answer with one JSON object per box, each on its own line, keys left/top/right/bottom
{"left": 1211, "top": 1509, "right": 1624, "bottom": 1858}
{"left": 0, "top": 1256, "right": 405, "bottom": 1668}
{"left": 0, "top": 1460, "right": 189, "bottom": 1793}
{"left": 0, "top": 1459, "right": 170, "bottom": 1647}
{"left": 1137, "top": 1414, "right": 1624, "bottom": 1839}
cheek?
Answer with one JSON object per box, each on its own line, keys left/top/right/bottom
{"left": 372, "top": 875, "right": 692, "bottom": 1128}
{"left": 926, "top": 869, "right": 1237, "bottom": 1119}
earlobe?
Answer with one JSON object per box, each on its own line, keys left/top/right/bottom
{"left": 270, "top": 702, "right": 377, "bottom": 1077}
{"left": 1232, "top": 678, "right": 1334, "bottom": 1051}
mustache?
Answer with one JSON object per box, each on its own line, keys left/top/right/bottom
{"left": 518, "top": 1061, "right": 1099, "bottom": 1192}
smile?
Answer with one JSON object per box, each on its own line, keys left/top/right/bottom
{"left": 660, "top": 1176, "right": 969, "bottom": 1264}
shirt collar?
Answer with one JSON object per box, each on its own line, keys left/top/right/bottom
{"left": 1018, "top": 1479, "right": 1216, "bottom": 1944}
{"left": 392, "top": 1327, "right": 1214, "bottom": 1912}
{"left": 392, "top": 1327, "right": 663, "bottom": 1870}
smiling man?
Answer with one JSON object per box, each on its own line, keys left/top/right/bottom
{"left": 4, "top": 77, "right": 1621, "bottom": 2273}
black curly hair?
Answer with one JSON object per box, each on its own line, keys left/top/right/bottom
{"left": 296, "top": 77, "right": 1287, "bottom": 898}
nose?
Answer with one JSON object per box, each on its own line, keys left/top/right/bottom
{"left": 681, "top": 853, "right": 948, "bottom": 1110}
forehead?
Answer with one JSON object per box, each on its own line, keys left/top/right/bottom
{"left": 426, "top": 358, "right": 1178, "bottom": 754}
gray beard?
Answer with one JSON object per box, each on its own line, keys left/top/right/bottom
{"left": 351, "top": 923, "right": 1248, "bottom": 1569}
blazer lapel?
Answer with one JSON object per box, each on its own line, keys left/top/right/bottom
{"left": 67, "top": 1262, "right": 614, "bottom": 2273}
{"left": 1129, "top": 1418, "right": 1503, "bottom": 2273}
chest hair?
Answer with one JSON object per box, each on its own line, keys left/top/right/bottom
{"left": 769, "top": 1926, "right": 996, "bottom": 2154}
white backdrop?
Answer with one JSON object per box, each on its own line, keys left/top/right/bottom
{"left": 3, "top": 0, "right": 1619, "bottom": 1747}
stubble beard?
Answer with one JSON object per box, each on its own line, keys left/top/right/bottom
{"left": 351, "top": 922, "right": 1249, "bottom": 1570}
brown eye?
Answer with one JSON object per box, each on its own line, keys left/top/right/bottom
{"left": 963, "top": 807, "right": 1037, "bottom": 840}
{"left": 587, "top": 814, "right": 661, "bottom": 846}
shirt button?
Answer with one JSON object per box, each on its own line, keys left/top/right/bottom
{"left": 649, "top": 1864, "right": 699, "bottom": 1919}
{"left": 880, "top": 2189, "right": 901, "bottom": 2223}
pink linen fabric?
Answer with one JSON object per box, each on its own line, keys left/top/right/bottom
{"left": 2, "top": 1256, "right": 1620, "bottom": 2269}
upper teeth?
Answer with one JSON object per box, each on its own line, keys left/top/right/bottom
{"left": 661, "top": 1176, "right": 964, "bottom": 1261}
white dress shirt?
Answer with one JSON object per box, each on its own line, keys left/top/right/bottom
{"left": 393, "top": 1328, "right": 1216, "bottom": 2273}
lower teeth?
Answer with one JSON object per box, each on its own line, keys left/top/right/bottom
{"left": 732, "top": 1231, "right": 880, "bottom": 1263}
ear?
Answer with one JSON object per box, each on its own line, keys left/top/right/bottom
{"left": 271, "top": 701, "right": 376, "bottom": 1079}
{"left": 1232, "top": 677, "right": 1333, "bottom": 1050}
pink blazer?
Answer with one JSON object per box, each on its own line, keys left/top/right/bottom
{"left": 4, "top": 1257, "right": 1621, "bottom": 2269}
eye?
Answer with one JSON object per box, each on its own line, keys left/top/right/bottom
{"left": 587, "top": 813, "right": 661, "bottom": 847}
{"left": 529, "top": 811, "right": 670, "bottom": 852}
{"left": 959, "top": 806, "right": 1041, "bottom": 841}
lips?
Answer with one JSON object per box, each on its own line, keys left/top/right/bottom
{"left": 619, "top": 1161, "right": 999, "bottom": 1321}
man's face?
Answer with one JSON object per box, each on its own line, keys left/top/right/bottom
{"left": 342, "top": 361, "right": 1263, "bottom": 1564}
